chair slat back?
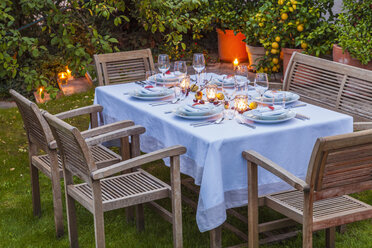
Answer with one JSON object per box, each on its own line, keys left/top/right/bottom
{"left": 43, "top": 112, "right": 95, "bottom": 184}
{"left": 306, "top": 129, "right": 372, "bottom": 200}
{"left": 284, "top": 52, "right": 372, "bottom": 121}
{"left": 10, "top": 89, "right": 54, "bottom": 151}
{"left": 94, "top": 49, "right": 155, "bottom": 86}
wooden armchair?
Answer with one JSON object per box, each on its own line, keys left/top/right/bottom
{"left": 94, "top": 48, "right": 155, "bottom": 86}
{"left": 10, "top": 89, "right": 131, "bottom": 237}
{"left": 283, "top": 52, "right": 372, "bottom": 130}
{"left": 43, "top": 111, "right": 186, "bottom": 248}
{"left": 244, "top": 129, "right": 372, "bottom": 248}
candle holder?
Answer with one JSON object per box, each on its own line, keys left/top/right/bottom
{"left": 234, "top": 94, "right": 248, "bottom": 113}
{"left": 206, "top": 84, "right": 217, "bottom": 102}
{"left": 58, "top": 72, "right": 68, "bottom": 85}
{"left": 180, "top": 75, "right": 190, "bottom": 94}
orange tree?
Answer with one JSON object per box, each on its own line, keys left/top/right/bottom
{"left": 244, "top": 0, "right": 335, "bottom": 74}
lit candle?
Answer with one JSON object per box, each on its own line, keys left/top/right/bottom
{"left": 234, "top": 95, "right": 248, "bottom": 113}
{"left": 206, "top": 84, "right": 218, "bottom": 102}
{"left": 180, "top": 76, "right": 190, "bottom": 93}
{"left": 58, "top": 72, "right": 68, "bottom": 85}
{"left": 38, "top": 87, "right": 43, "bottom": 96}
{"left": 66, "top": 67, "right": 72, "bottom": 78}
{"left": 233, "top": 58, "right": 239, "bottom": 70}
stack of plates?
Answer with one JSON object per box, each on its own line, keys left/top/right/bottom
{"left": 211, "top": 75, "right": 249, "bottom": 88}
{"left": 148, "top": 73, "right": 184, "bottom": 85}
{"left": 243, "top": 106, "right": 296, "bottom": 123}
{"left": 255, "top": 90, "right": 300, "bottom": 104}
{"left": 129, "top": 87, "right": 174, "bottom": 100}
{"left": 174, "top": 103, "right": 223, "bottom": 119}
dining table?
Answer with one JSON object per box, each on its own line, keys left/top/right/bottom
{"left": 93, "top": 73, "right": 353, "bottom": 243}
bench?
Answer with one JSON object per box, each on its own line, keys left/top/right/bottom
{"left": 283, "top": 52, "right": 372, "bottom": 130}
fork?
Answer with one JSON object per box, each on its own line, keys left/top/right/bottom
{"left": 192, "top": 117, "right": 225, "bottom": 127}
{"left": 235, "top": 118, "right": 256, "bottom": 129}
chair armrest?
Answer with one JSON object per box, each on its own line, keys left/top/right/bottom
{"left": 54, "top": 104, "right": 103, "bottom": 120}
{"left": 91, "top": 145, "right": 187, "bottom": 180}
{"left": 81, "top": 120, "right": 134, "bottom": 139}
{"left": 242, "top": 150, "right": 309, "bottom": 192}
{"left": 353, "top": 122, "right": 372, "bottom": 131}
{"left": 85, "top": 125, "right": 145, "bottom": 147}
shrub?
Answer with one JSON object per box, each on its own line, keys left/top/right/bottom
{"left": 336, "top": 0, "right": 372, "bottom": 65}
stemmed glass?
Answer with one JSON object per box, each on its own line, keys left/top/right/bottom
{"left": 158, "top": 54, "right": 170, "bottom": 79}
{"left": 174, "top": 61, "right": 187, "bottom": 83}
{"left": 146, "top": 70, "right": 156, "bottom": 87}
{"left": 193, "top": 53, "right": 205, "bottom": 86}
{"left": 254, "top": 73, "right": 269, "bottom": 104}
{"left": 221, "top": 75, "right": 237, "bottom": 120}
{"left": 234, "top": 65, "right": 249, "bottom": 95}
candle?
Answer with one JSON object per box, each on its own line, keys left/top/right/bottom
{"left": 233, "top": 58, "right": 239, "bottom": 70}
{"left": 58, "top": 72, "right": 68, "bottom": 85}
{"left": 66, "top": 67, "right": 72, "bottom": 78}
{"left": 38, "top": 87, "right": 43, "bottom": 96}
{"left": 206, "top": 84, "right": 217, "bottom": 102}
{"left": 180, "top": 75, "right": 190, "bottom": 93}
{"left": 234, "top": 95, "right": 248, "bottom": 113}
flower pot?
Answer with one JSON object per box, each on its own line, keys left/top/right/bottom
{"left": 216, "top": 28, "right": 248, "bottom": 62}
{"left": 245, "top": 45, "right": 265, "bottom": 70}
{"left": 333, "top": 44, "right": 372, "bottom": 70}
{"left": 283, "top": 48, "right": 304, "bottom": 75}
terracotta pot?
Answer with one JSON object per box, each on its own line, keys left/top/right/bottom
{"left": 282, "top": 48, "right": 304, "bottom": 75}
{"left": 216, "top": 28, "right": 248, "bottom": 62}
{"left": 245, "top": 45, "right": 265, "bottom": 70}
{"left": 333, "top": 44, "right": 372, "bottom": 70}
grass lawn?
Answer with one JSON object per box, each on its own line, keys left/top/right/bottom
{"left": 0, "top": 89, "right": 371, "bottom": 247}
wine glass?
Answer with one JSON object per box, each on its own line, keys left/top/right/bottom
{"left": 254, "top": 73, "right": 269, "bottom": 103}
{"left": 235, "top": 65, "right": 249, "bottom": 94}
{"left": 193, "top": 53, "right": 205, "bottom": 85}
{"left": 174, "top": 61, "right": 187, "bottom": 83}
{"left": 158, "top": 54, "right": 170, "bottom": 79}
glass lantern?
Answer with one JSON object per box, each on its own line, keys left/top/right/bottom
{"left": 234, "top": 94, "right": 248, "bottom": 113}
{"left": 180, "top": 75, "right": 190, "bottom": 94}
{"left": 205, "top": 84, "right": 218, "bottom": 102}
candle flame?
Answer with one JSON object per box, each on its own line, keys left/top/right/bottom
{"left": 38, "top": 87, "right": 43, "bottom": 96}
{"left": 59, "top": 72, "right": 67, "bottom": 79}
{"left": 233, "top": 58, "right": 239, "bottom": 66}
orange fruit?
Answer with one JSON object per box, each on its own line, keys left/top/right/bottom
{"left": 272, "top": 58, "right": 279, "bottom": 64}
{"left": 272, "top": 42, "right": 279, "bottom": 49}
{"left": 217, "top": 93, "right": 224, "bottom": 100}
{"left": 271, "top": 49, "right": 278, "bottom": 54}
{"left": 293, "top": 4, "right": 297, "bottom": 10}
{"left": 249, "top": 102, "right": 258, "bottom": 110}
{"left": 275, "top": 36, "right": 281, "bottom": 42}
{"left": 297, "top": 24, "right": 304, "bottom": 32}
{"left": 301, "top": 42, "right": 308, "bottom": 49}
{"left": 281, "top": 13, "right": 288, "bottom": 20}
{"left": 289, "top": 7, "right": 294, "bottom": 12}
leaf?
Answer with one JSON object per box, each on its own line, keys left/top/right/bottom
{"left": 108, "top": 38, "right": 118, "bottom": 43}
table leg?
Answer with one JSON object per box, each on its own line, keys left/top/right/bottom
{"left": 210, "top": 226, "right": 222, "bottom": 248}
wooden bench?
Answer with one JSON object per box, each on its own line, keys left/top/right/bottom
{"left": 283, "top": 52, "right": 372, "bottom": 130}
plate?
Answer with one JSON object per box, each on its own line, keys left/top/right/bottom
{"left": 129, "top": 89, "right": 174, "bottom": 100}
{"left": 148, "top": 73, "right": 183, "bottom": 85}
{"left": 242, "top": 110, "right": 296, "bottom": 123}
{"left": 174, "top": 105, "right": 224, "bottom": 119}
{"left": 249, "top": 108, "right": 289, "bottom": 120}
{"left": 211, "top": 76, "right": 250, "bottom": 88}
{"left": 253, "top": 91, "right": 300, "bottom": 105}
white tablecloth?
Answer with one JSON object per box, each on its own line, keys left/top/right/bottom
{"left": 94, "top": 82, "right": 353, "bottom": 232}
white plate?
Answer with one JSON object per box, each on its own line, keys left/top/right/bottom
{"left": 129, "top": 89, "right": 174, "bottom": 100}
{"left": 148, "top": 74, "right": 182, "bottom": 85}
{"left": 254, "top": 92, "right": 300, "bottom": 105}
{"left": 249, "top": 108, "right": 289, "bottom": 120}
{"left": 212, "top": 76, "right": 250, "bottom": 88}
{"left": 174, "top": 105, "right": 224, "bottom": 120}
{"left": 242, "top": 110, "right": 296, "bottom": 123}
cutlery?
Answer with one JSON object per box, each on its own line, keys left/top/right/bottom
{"left": 295, "top": 113, "right": 310, "bottom": 120}
{"left": 192, "top": 117, "right": 225, "bottom": 127}
{"left": 150, "top": 97, "right": 180, "bottom": 106}
{"left": 135, "top": 81, "right": 146, "bottom": 86}
{"left": 164, "top": 110, "right": 173, "bottom": 114}
{"left": 236, "top": 118, "right": 256, "bottom": 129}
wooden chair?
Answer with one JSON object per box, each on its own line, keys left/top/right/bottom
{"left": 43, "top": 111, "right": 186, "bottom": 248}
{"left": 283, "top": 52, "right": 372, "bottom": 130}
{"left": 244, "top": 129, "right": 372, "bottom": 248}
{"left": 10, "top": 89, "right": 131, "bottom": 237}
{"left": 94, "top": 48, "right": 155, "bottom": 86}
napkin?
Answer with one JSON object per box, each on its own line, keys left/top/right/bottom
{"left": 181, "top": 104, "right": 214, "bottom": 116}
{"left": 254, "top": 106, "right": 288, "bottom": 117}
{"left": 138, "top": 87, "right": 169, "bottom": 97}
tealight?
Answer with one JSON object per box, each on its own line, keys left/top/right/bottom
{"left": 205, "top": 84, "right": 218, "bottom": 102}
{"left": 180, "top": 75, "right": 190, "bottom": 94}
{"left": 58, "top": 72, "right": 68, "bottom": 85}
{"left": 234, "top": 95, "right": 248, "bottom": 113}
